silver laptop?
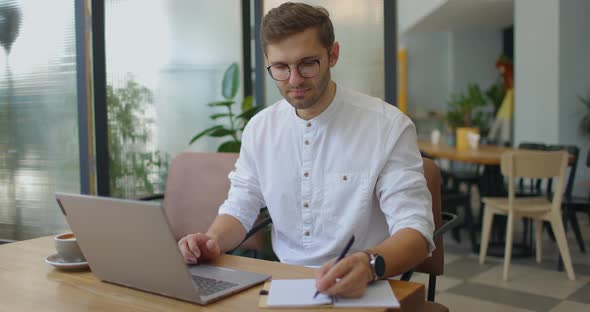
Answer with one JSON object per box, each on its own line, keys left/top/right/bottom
{"left": 55, "top": 193, "right": 270, "bottom": 305}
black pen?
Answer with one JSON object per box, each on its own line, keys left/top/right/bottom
{"left": 313, "top": 235, "right": 355, "bottom": 299}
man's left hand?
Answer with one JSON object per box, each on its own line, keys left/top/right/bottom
{"left": 314, "top": 252, "right": 373, "bottom": 298}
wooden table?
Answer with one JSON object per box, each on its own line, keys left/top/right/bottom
{"left": 418, "top": 140, "right": 513, "bottom": 165}
{"left": 418, "top": 141, "right": 574, "bottom": 166}
{"left": 0, "top": 237, "right": 426, "bottom": 311}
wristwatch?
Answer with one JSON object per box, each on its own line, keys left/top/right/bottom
{"left": 364, "top": 251, "right": 386, "bottom": 282}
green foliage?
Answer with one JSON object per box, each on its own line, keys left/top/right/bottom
{"left": 579, "top": 94, "right": 590, "bottom": 137}
{"left": 485, "top": 82, "right": 504, "bottom": 115}
{"left": 107, "top": 75, "right": 169, "bottom": 198}
{"left": 189, "top": 62, "right": 264, "bottom": 152}
{"left": 446, "top": 83, "right": 487, "bottom": 129}
{"left": 222, "top": 63, "right": 239, "bottom": 99}
{"left": 0, "top": 3, "right": 22, "bottom": 54}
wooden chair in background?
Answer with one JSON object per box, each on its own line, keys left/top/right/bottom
{"left": 479, "top": 150, "right": 575, "bottom": 281}
{"left": 562, "top": 149, "right": 590, "bottom": 231}
{"left": 545, "top": 145, "right": 585, "bottom": 253}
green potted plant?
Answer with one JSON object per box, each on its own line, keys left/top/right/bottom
{"left": 189, "top": 62, "right": 264, "bottom": 152}
{"left": 579, "top": 93, "right": 590, "bottom": 136}
{"left": 485, "top": 82, "right": 504, "bottom": 116}
{"left": 107, "top": 75, "right": 170, "bottom": 198}
{"left": 446, "top": 83, "right": 488, "bottom": 149}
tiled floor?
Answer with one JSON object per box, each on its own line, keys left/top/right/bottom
{"left": 411, "top": 211, "right": 590, "bottom": 312}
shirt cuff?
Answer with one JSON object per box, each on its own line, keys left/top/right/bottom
{"left": 391, "top": 222, "right": 436, "bottom": 257}
{"left": 218, "top": 203, "right": 257, "bottom": 233}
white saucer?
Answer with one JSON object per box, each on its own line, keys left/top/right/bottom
{"left": 45, "top": 253, "right": 90, "bottom": 270}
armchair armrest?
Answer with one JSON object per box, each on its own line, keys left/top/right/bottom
{"left": 228, "top": 214, "right": 272, "bottom": 254}
{"left": 433, "top": 212, "right": 461, "bottom": 241}
{"left": 401, "top": 212, "right": 460, "bottom": 282}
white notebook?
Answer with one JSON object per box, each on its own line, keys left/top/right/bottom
{"left": 266, "top": 279, "right": 400, "bottom": 308}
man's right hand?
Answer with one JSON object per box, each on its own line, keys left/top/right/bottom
{"left": 178, "top": 233, "right": 221, "bottom": 264}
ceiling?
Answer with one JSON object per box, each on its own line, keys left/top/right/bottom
{"left": 403, "top": 0, "right": 514, "bottom": 33}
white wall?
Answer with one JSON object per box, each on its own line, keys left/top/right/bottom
{"left": 401, "top": 31, "right": 502, "bottom": 114}
{"left": 403, "top": 32, "right": 452, "bottom": 111}
{"left": 398, "top": 0, "right": 447, "bottom": 34}
{"left": 514, "top": 0, "right": 590, "bottom": 195}
{"left": 558, "top": 0, "right": 590, "bottom": 195}
{"left": 451, "top": 31, "right": 503, "bottom": 94}
{"left": 514, "top": 0, "right": 560, "bottom": 145}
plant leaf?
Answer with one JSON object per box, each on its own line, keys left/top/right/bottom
{"left": 210, "top": 113, "right": 233, "bottom": 120}
{"left": 222, "top": 62, "right": 239, "bottom": 100}
{"left": 580, "top": 114, "right": 590, "bottom": 136}
{"left": 241, "top": 95, "right": 254, "bottom": 111}
{"left": 579, "top": 95, "right": 590, "bottom": 108}
{"left": 217, "top": 141, "right": 241, "bottom": 153}
{"left": 208, "top": 101, "right": 234, "bottom": 107}
{"left": 188, "top": 125, "right": 223, "bottom": 145}
{"left": 236, "top": 105, "right": 264, "bottom": 120}
{"left": 209, "top": 128, "right": 235, "bottom": 137}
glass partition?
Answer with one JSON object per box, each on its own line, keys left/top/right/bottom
{"left": 0, "top": 0, "right": 78, "bottom": 240}
{"left": 105, "top": 0, "right": 243, "bottom": 198}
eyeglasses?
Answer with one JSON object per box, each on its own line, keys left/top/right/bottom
{"left": 266, "top": 59, "right": 321, "bottom": 81}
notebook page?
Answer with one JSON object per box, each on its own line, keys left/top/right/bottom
{"left": 266, "top": 279, "right": 332, "bottom": 307}
{"left": 334, "top": 280, "right": 399, "bottom": 308}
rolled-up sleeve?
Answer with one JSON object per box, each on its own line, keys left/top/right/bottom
{"left": 375, "top": 115, "right": 435, "bottom": 255}
{"left": 218, "top": 122, "right": 266, "bottom": 233}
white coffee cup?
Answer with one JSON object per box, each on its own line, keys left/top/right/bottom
{"left": 430, "top": 130, "right": 441, "bottom": 145}
{"left": 54, "top": 232, "right": 86, "bottom": 263}
{"left": 467, "top": 132, "right": 480, "bottom": 150}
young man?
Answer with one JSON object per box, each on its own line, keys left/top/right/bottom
{"left": 178, "top": 2, "right": 434, "bottom": 298}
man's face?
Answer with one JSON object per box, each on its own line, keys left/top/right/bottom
{"left": 265, "top": 28, "right": 339, "bottom": 110}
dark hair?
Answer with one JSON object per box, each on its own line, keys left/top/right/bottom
{"left": 261, "top": 2, "right": 334, "bottom": 54}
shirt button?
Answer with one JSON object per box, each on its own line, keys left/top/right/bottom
{"left": 304, "top": 172, "right": 309, "bottom": 177}
{"left": 303, "top": 202, "right": 309, "bottom": 208}
{"left": 304, "top": 140, "right": 310, "bottom": 145}
{"left": 304, "top": 231, "right": 310, "bottom": 236}
{"left": 306, "top": 122, "right": 312, "bottom": 128}
{"left": 342, "top": 175, "right": 348, "bottom": 181}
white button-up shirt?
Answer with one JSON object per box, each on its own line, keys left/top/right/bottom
{"left": 219, "top": 86, "right": 435, "bottom": 266}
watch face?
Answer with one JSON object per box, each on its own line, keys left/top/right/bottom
{"left": 374, "top": 255, "right": 386, "bottom": 278}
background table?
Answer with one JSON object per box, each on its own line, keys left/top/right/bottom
{"left": 0, "top": 236, "right": 426, "bottom": 311}
{"left": 418, "top": 141, "right": 512, "bottom": 165}
{"left": 418, "top": 140, "right": 511, "bottom": 200}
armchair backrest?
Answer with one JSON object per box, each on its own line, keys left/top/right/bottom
{"left": 163, "top": 152, "right": 239, "bottom": 241}
{"left": 162, "top": 154, "right": 449, "bottom": 264}
{"left": 415, "top": 158, "right": 444, "bottom": 276}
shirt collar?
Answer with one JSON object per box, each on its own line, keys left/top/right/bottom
{"left": 291, "top": 84, "right": 342, "bottom": 127}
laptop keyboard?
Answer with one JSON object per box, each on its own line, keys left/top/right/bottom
{"left": 192, "top": 275, "right": 238, "bottom": 296}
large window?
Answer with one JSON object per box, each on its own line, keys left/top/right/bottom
{"left": 0, "top": 0, "right": 78, "bottom": 240}
{"left": 105, "top": 0, "right": 243, "bottom": 198}
{"left": 0, "top": 1, "right": 393, "bottom": 240}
